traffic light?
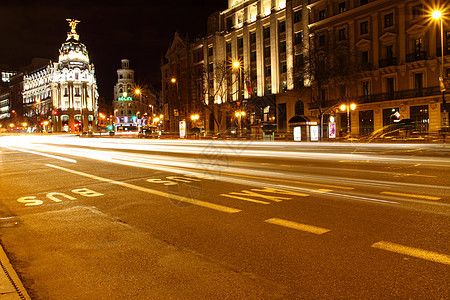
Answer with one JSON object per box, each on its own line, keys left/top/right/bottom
{"left": 52, "top": 110, "right": 58, "bottom": 115}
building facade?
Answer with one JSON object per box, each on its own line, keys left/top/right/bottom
{"left": 113, "top": 59, "right": 157, "bottom": 132}
{"left": 20, "top": 20, "right": 99, "bottom": 132}
{"left": 163, "top": 0, "right": 449, "bottom": 138}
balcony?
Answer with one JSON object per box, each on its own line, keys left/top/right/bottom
{"left": 379, "top": 57, "right": 397, "bottom": 68}
{"left": 406, "top": 51, "right": 427, "bottom": 63}
{"left": 355, "top": 86, "right": 441, "bottom": 104}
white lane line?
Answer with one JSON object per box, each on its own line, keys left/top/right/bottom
{"left": 220, "top": 194, "right": 270, "bottom": 204}
{"left": 3, "top": 146, "right": 77, "bottom": 163}
{"left": 380, "top": 191, "right": 441, "bottom": 201}
{"left": 265, "top": 218, "right": 330, "bottom": 235}
{"left": 45, "top": 164, "right": 241, "bottom": 214}
{"left": 372, "top": 241, "right": 450, "bottom": 265}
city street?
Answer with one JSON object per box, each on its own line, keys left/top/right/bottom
{"left": 0, "top": 135, "right": 449, "bottom": 299}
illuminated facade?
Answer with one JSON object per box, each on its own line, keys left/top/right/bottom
{"left": 22, "top": 19, "right": 99, "bottom": 132}
{"left": 163, "top": 0, "right": 449, "bottom": 137}
{"left": 113, "top": 59, "right": 155, "bottom": 132}
{"left": 307, "top": 0, "right": 450, "bottom": 135}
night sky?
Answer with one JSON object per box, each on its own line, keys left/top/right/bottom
{"left": 0, "top": 1, "right": 227, "bottom": 101}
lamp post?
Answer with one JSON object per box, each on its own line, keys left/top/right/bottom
{"left": 432, "top": 10, "right": 448, "bottom": 128}
{"left": 235, "top": 110, "right": 246, "bottom": 137}
{"left": 233, "top": 61, "right": 243, "bottom": 104}
{"left": 340, "top": 103, "right": 356, "bottom": 141}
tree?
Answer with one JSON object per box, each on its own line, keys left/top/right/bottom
{"left": 293, "top": 34, "right": 357, "bottom": 139}
{"left": 191, "top": 60, "right": 250, "bottom": 133}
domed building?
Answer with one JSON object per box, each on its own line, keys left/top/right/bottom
{"left": 22, "top": 19, "right": 98, "bottom": 132}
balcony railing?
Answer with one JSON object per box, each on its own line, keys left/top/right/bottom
{"left": 406, "top": 51, "right": 427, "bottom": 63}
{"left": 379, "top": 57, "right": 397, "bottom": 68}
{"left": 355, "top": 86, "right": 441, "bottom": 103}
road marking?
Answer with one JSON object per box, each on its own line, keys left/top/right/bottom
{"left": 212, "top": 170, "right": 353, "bottom": 190}
{"left": 220, "top": 194, "right": 270, "bottom": 204}
{"left": 3, "top": 146, "right": 77, "bottom": 163}
{"left": 265, "top": 218, "right": 330, "bottom": 235}
{"left": 45, "top": 164, "right": 241, "bottom": 214}
{"left": 380, "top": 191, "right": 441, "bottom": 201}
{"left": 372, "top": 241, "right": 450, "bottom": 265}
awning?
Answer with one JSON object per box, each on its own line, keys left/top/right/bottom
{"left": 288, "top": 115, "right": 320, "bottom": 125}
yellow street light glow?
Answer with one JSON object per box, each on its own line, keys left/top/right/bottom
{"left": 9, "top": 123, "right": 14, "bottom": 128}
{"left": 22, "top": 122, "right": 28, "bottom": 127}
{"left": 154, "top": 117, "right": 160, "bottom": 122}
{"left": 340, "top": 104, "right": 346, "bottom": 111}
{"left": 135, "top": 89, "right": 140, "bottom": 94}
{"left": 171, "top": 78, "right": 176, "bottom": 83}
{"left": 123, "top": 92, "right": 127, "bottom": 97}
{"left": 43, "top": 121, "right": 49, "bottom": 125}
{"left": 241, "top": 111, "right": 246, "bottom": 116}
{"left": 350, "top": 103, "right": 357, "bottom": 110}
{"left": 160, "top": 114, "right": 164, "bottom": 119}
{"left": 235, "top": 111, "right": 240, "bottom": 117}
{"left": 190, "top": 114, "right": 199, "bottom": 121}
{"left": 233, "top": 61, "right": 240, "bottom": 69}
{"left": 432, "top": 10, "right": 442, "bottom": 19}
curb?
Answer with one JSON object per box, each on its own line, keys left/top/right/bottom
{"left": 0, "top": 244, "right": 31, "bottom": 300}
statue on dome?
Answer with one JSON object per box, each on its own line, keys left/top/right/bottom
{"left": 66, "top": 19, "right": 80, "bottom": 41}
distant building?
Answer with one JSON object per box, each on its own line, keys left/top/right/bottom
{"left": 113, "top": 59, "right": 157, "bottom": 132}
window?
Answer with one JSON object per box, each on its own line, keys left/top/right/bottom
{"left": 295, "top": 54, "right": 304, "bottom": 67}
{"left": 319, "top": 34, "right": 326, "bottom": 47}
{"left": 410, "top": 105, "right": 429, "bottom": 132}
{"left": 319, "top": 10, "right": 326, "bottom": 20}
{"left": 208, "top": 63, "right": 213, "bottom": 73}
{"left": 294, "top": 10, "right": 302, "bottom": 23}
{"left": 362, "top": 51, "right": 369, "bottom": 65}
{"left": 75, "top": 73, "right": 79, "bottom": 80}
{"left": 119, "top": 74, "right": 123, "bottom": 79}
{"left": 295, "top": 101, "right": 304, "bottom": 115}
{"left": 226, "top": 42, "right": 231, "bottom": 55}
{"left": 387, "top": 77, "right": 395, "bottom": 94}
{"left": 263, "top": 26, "right": 270, "bottom": 39}
{"left": 279, "top": 20, "right": 286, "bottom": 33}
{"left": 281, "top": 61, "right": 287, "bottom": 73}
{"left": 363, "top": 81, "right": 370, "bottom": 96}
{"left": 415, "top": 38, "right": 423, "bottom": 55}
{"left": 412, "top": 5, "right": 423, "bottom": 17}
{"left": 265, "top": 65, "right": 271, "bottom": 77}
{"left": 250, "top": 32, "right": 256, "bottom": 44}
{"left": 281, "top": 81, "right": 287, "bottom": 92}
{"left": 446, "top": 32, "right": 450, "bottom": 52}
{"left": 295, "top": 32, "right": 303, "bottom": 45}
{"left": 280, "top": 41, "right": 286, "bottom": 53}
{"left": 264, "top": 46, "right": 271, "bottom": 58}
{"left": 75, "top": 87, "right": 80, "bottom": 96}
{"left": 208, "top": 47, "right": 213, "bottom": 56}
{"left": 360, "top": 0, "right": 368, "bottom": 5}
{"left": 414, "top": 73, "right": 423, "bottom": 92}
{"left": 251, "top": 51, "right": 256, "bottom": 62}
{"left": 338, "top": 28, "right": 346, "bottom": 41}
{"left": 386, "top": 45, "right": 393, "bottom": 59}
{"left": 360, "top": 21, "right": 369, "bottom": 35}
{"left": 238, "top": 37, "right": 243, "bottom": 48}
{"left": 338, "top": 2, "right": 346, "bottom": 14}
{"left": 226, "top": 17, "right": 233, "bottom": 31}
{"left": 384, "top": 13, "right": 393, "bottom": 28}
{"left": 383, "top": 108, "right": 400, "bottom": 126}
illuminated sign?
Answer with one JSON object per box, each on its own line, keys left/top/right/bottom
{"left": 329, "top": 123, "right": 336, "bottom": 138}
{"left": 294, "top": 126, "right": 301, "bottom": 141}
{"left": 179, "top": 121, "right": 186, "bottom": 138}
{"left": 310, "top": 125, "right": 319, "bottom": 141}
{"left": 118, "top": 96, "right": 133, "bottom": 101}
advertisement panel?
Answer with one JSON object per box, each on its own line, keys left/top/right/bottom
{"left": 329, "top": 122, "right": 336, "bottom": 138}
{"left": 310, "top": 125, "right": 319, "bottom": 141}
{"left": 294, "top": 126, "right": 301, "bottom": 141}
{"left": 179, "top": 120, "right": 186, "bottom": 138}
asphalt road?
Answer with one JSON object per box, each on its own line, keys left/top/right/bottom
{"left": 0, "top": 135, "right": 449, "bottom": 299}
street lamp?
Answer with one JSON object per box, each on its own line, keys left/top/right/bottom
{"left": 235, "top": 110, "right": 246, "bottom": 137}
{"left": 432, "top": 9, "right": 448, "bottom": 128}
{"left": 340, "top": 103, "right": 356, "bottom": 140}
{"left": 232, "top": 61, "right": 243, "bottom": 104}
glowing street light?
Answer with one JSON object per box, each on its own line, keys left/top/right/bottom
{"left": 171, "top": 78, "right": 177, "bottom": 83}
{"left": 340, "top": 103, "right": 357, "bottom": 139}
{"left": 235, "top": 110, "right": 246, "bottom": 136}
{"left": 190, "top": 114, "right": 199, "bottom": 121}
{"left": 22, "top": 122, "right": 28, "bottom": 127}
{"left": 9, "top": 123, "right": 14, "bottom": 128}
{"left": 431, "top": 9, "right": 448, "bottom": 127}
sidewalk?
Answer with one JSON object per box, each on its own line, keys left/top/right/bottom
{"left": 0, "top": 244, "right": 30, "bottom": 300}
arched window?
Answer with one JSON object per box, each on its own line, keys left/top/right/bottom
{"left": 295, "top": 100, "right": 304, "bottom": 115}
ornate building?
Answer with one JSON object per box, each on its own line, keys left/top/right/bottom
{"left": 22, "top": 19, "right": 99, "bottom": 132}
